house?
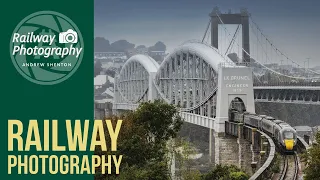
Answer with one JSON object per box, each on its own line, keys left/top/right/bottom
{"left": 94, "top": 75, "right": 107, "bottom": 89}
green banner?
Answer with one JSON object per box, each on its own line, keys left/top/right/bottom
{"left": 1, "top": 0, "right": 93, "bottom": 179}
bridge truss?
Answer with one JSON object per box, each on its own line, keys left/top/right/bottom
{"left": 113, "top": 42, "right": 237, "bottom": 129}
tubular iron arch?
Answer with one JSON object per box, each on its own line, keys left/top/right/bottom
{"left": 154, "top": 42, "right": 235, "bottom": 113}
{"left": 117, "top": 54, "right": 159, "bottom": 103}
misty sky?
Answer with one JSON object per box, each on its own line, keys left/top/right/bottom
{"left": 95, "top": 0, "right": 320, "bottom": 66}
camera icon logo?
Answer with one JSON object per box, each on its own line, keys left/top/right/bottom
{"left": 59, "top": 29, "right": 78, "bottom": 43}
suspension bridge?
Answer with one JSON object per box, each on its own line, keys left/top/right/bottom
{"left": 112, "top": 7, "right": 314, "bottom": 179}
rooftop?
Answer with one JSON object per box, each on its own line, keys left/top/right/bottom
{"left": 94, "top": 75, "right": 107, "bottom": 86}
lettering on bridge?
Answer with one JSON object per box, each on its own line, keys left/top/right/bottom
{"left": 224, "top": 76, "right": 250, "bottom": 93}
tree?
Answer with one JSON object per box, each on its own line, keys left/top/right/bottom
{"left": 302, "top": 132, "right": 320, "bottom": 180}
{"left": 105, "top": 69, "right": 116, "bottom": 78}
{"left": 182, "top": 170, "right": 202, "bottom": 180}
{"left": 148, "top": 41, "right": 166, "bottom": 51}
{"left": 94, "top": 60, "right": 102, "bottom": 77}
{"left": 229, "top": 171, "right": 250, "bottom": 180}
{"left": 95, "top": 100, "right": 183, "bottom": 180}
{"left": 94, "top": 100, "right": 250, "bottom": 180}
{"left": 271, "top": 153, "right": 281, "bottom": 173}
{"left": 94, "top": 37, "right": 111, "bottom": 52}
{"left": 202, "top": 164, "right": 248, "bottom": 180}
{"left": 110, "top": 40, "right": 135, "bottom": 52}
{"left": 174, "top": 138, "right": 201, "bottom": 179}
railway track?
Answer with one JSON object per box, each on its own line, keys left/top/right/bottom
{"left": 279, "top": 153, "right": 299, "bottom": 180}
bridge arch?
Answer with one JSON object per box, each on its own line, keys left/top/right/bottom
{"left": 117, "top": 54, "right": 159, "bottom": 103}
{"left": 120, "top": 54, "right": 159, "bottom": 75}
{"left": 113, "top": 42, "right": 255, "bottom": 133}
{"left": 162, "top": 42, "right": 235, "bottom": 71}
{"left": 154, "top": 42, "right": 235, "bottom": 111}
{"left": 229, "top": 97, "right": 246, "bottom": 112}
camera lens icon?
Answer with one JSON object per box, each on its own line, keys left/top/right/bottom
{"left": 59, "top": 29, "right": 78, "bottom": 43}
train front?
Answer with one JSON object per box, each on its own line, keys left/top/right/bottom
{"left": 280, "top": 128, "right": 297, "bottom": 153}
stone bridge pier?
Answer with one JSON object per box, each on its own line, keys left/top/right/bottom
{"left": 214, "top": 131, "right": 257, "bottom": 175}
{"left": 179, "top": 122, "right": 261, "bottom": 176}
{"left": 177, "top": 65, "right": 259, "bottom": 175}
{"left": 213, "top": 65, "right": 255, "bottom": 167}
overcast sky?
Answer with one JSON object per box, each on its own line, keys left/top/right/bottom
{"left": 95, "top": 0, "right": 320, "bottom": 67}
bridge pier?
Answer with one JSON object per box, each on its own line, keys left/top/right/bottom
{"left": 214, "top": 65, "right": 256, "bottom": 168}
{"left": 238, "top": 138, "right": 254, "bottom": 175}
{"left": 214, "top": 132, "right": 239, "bottom": 166}
{"left": 209, "top": 127, "right": 213, "bottom": 163}
{"left": 216, "top": 123, "right": 255, "bottom": 175}
{"left": 215, "top": 66, "right": 255, "bottom": 132}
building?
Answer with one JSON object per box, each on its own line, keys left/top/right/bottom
{"left": 94, "top": 74, "right": 114, "bottom": 119}
{"left": 94, "top": 52, "right": 128, "bottom": 70}
{"left": 149, "top": 50, "right": 166, "bottom": 57}
{"left": 149, "top": 50, "right": 166, "bottom": 63}
{"left": 294, "top": 126, "right": 314, "bottom": 144}
{"left": 94, "top": 52, "right": 127, "bottom": 60}
{"left": 94, "top": 75, "right": 107, "bottom": 89}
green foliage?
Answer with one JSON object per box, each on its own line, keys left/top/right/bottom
{"left": 271, "top": 153, "right": 281, "bottom": 173}
{"left": 202, "top": 164, "right": 248, "bottom": 180}
{"left": 174, "top": 142, "right": 249, "bottom": 180}
{"left": 135, "top": 100, "right": 183, "bottom": 143}
{"left": 111, "top": 165, "right": 149, "bottom": 180}
{"left": 109, "top": 161, "right": 170, "bottom": 180}
{"left": 302, "top": 132, "right": 320, "bottom": 180}
{"left": 316, "top": 131, "right": 320, "bottom": 144}
{"left": 228, "top": 171, "right": 249, "bottom": 180}
{"left": 94, "top": 100, "right": 251, "bottom": 180}
{"left": 182, "top": 170, "right": 202, "bottom": 180}
{"left": 174, "top": 138, "right": 199, "bottom": 179}
{"left": 95, "top": 100, "right": 183, "bottom": 180}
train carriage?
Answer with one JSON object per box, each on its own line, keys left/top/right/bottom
{"left": 244, "top": 114, "right": 265, "bottom": 129}
{"left": 229, "top": 110, "right": 297, "bottom": 154}
{"left": 276, "top": 123, "right": 297, "bottom": 153}
{"left": 261, "top": 118, "right": 274, "bottom": 134}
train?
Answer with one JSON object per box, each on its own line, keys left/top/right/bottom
{"left": 229, "top": 109, "right": 297, "bottom": 153}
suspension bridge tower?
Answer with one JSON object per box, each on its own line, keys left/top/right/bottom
{"left": 210, "top": 7, "right": 250, "bottom": 64}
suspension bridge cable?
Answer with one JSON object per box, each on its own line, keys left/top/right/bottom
{"left": 215, "top": 12, "right": 320, "bottom": 80}
{"left": 225, "top": 24, "right": 240, "bottom": 55}
{"left": 202, "top": 19, "right": 211, "bottom": 43}
{"left": 249, "top": 15, "right": 320, "bottom": 75}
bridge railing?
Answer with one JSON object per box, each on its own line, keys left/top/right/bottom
{"left": 225, "top": 121, "right": 261, "bottom": 147}
{"left": 225, "top": 121, "right": 276, "bottom": 180}
{"left": 253, "top": 80, "right": 320, "bottom": 87}
{"left": 112, "top": 103, "right": 139, "bottom": 111}
{"left": 180, "top": 112, "right": 215, "bottom": 129}
{"left": 296, "top": 136, "right": 310, "bottom": 153}
{"left": 249, "top": 130, "right": 276, "bottom": 180}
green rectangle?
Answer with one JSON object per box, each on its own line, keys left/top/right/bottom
{"left": 1, "top": 0, "right": 93, "bottom": 179}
